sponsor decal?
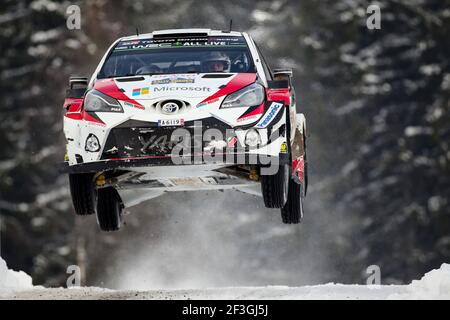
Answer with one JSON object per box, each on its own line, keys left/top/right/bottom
{"left": 152, "top": 77, "right": 195, "bottom": 85}
{"left": 121, "top": 40, "right": 140, "bottom": 46}
{"left": 114, "top": 36, "right": 247, "bottom": 51}
{"left": 255, "top": 102, "right": 283, "bottom": 128}
{"left": 158, "top": 119, "right": 185, "bottom": 127}
{"left": 132, "top": 87, "right": 150, "bottom": 96}
{"left": 109, "top": 106, "right": 122, "bottom": 112}
{"left": 154, "top": 86, "right": 210, "bottom": 92}
{"left": 237, "top": 114, "right": 260, "bottom": 123}
{"left": 196, "top": 98, "right": 219, "bottom": 108}
{"left": 181, "top": 41, "right": 226, "bottom": 46}
{"left": 87, "top": 120, "right": 106, "bottom": 127}
{"left": 64, "top": 145, "right": 69, "bottom": 161}
{"left": 124, "top": 101, "right": 145, "bottom": 110}
{"left": 280, "top": 142, "right": 288, "bottom": 153}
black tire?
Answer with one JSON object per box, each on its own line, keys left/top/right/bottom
{"left": 69, "top": 173, "right": 96, "bottom": 216}
{"left": 261, "top": 164, "right": 289, "bottom": 208}
{"left": 96, "top": 187, "right": 123, "bottom": 232}
{"left": 281, "top": 179, "right": 304, "bottom": 224}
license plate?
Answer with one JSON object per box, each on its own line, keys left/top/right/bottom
{"left": 158, "top": 119, "right": 184, "bottom": 127}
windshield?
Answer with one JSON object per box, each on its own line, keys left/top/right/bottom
{"left": 98, "top": 36, "right": 256, "bottom": 78}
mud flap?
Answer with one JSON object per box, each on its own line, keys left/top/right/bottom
{"left": 290, "top": 114, "right": 307, "bottom": 195}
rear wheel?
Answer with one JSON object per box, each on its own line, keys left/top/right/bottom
{"left": 69, "top": 173, "right": 96, "bottom": 216}
{"left": 261, "top": 164, "right": 289, "bottom": 208}
{"left": 96, "top": 187, "right": 123, "bottom": 232}
{"left": 281, "top": 179, "right": 304, "bottom": 224}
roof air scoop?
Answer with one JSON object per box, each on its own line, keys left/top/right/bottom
{"left": 152, "top": 28, "right": 211, "bottom": 39}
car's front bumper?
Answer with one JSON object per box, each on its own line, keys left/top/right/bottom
{"left": 64, "top": 102, "right": 290, "bottom": 172}
{"left": 59, "top": 151, "right": 290, "bottom": 174}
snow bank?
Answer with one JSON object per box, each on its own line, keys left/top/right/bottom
{"left": 0, "top": 257, "right": 33, "bottom": 292}
{"left": 388, "top": 263, "right": 450, "bottom": 300}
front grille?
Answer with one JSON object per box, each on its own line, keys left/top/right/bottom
{"left": 101, "top": 123, "right": 238, "bottom": 159}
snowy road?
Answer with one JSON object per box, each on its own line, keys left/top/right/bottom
{"left": 1, "top": 257, "right": 450, "bottom": 299}
{"left": 0, "top": 285, "right": 417, "bottom": 300}
{"left": 1, "top": 281, "right": 449, "bottom": 300}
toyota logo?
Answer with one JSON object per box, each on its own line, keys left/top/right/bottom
{"left": 161, "top": 102, "right": 179, "bottom": 114}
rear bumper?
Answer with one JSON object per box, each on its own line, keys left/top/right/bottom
{"left": 59, "top": 152, "right": 290, "bottom": 174}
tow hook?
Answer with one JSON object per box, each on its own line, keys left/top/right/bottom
{"left": 95, "top": 174, "right": 106, "bottom": 187}
{"left": 249, "top": 166, "right": 259, "bottom": 181}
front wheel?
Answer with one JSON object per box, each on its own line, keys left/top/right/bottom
{"left": 96, "top": 187, "right": 123, "bottom": 232}
{"left": 69, "top": 173, "right": 96, "bottom": 216}
{"left": 261, "top": 164, "right": 289, "bottom": 208}
{"left": 281, "top": 179, "right": 304, "bottom": 224}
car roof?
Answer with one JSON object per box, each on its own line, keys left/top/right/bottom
{"left": 120, "top": 28, "right": 245, "bottom": 41}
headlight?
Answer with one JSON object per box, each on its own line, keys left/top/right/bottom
{"left": 221, "top": 83, "right": 264, "bottom": 108}
{"left": 84, "top": 90, "right": 123, "bottom": 112}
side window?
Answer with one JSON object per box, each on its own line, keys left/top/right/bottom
{"left": 254, "top": 43, "right": 273, "bottom": 81}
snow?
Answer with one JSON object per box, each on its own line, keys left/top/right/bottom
{"left": 388, "top": 264, "right": 450, "bottom": 300}
{"left": 30, "top": 0, "right": 60, "bottom": 12}
{"left": 0, "top": 257, "right": 33, "bottom": 292}
{"left": 404, "top": 126, "right": 433, "bottom": 137}
{"left": 0, "top": 261, "right": 450, "bottom": 299}
{"left": 31, "top": 29, "right": 61, "bottom": 43}
{"left": 251, "top": 10, "right": 274, "bottom": 23}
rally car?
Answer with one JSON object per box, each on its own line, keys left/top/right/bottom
{"left": 62, "top": 28, "right": 308, "bottom": 231}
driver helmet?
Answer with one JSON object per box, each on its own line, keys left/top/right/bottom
{"left": 202, "top": 52, "right": 231, "bottom": 72}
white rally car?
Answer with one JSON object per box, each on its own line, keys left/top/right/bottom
{"left": 62, "top": 29, "right": 308, "bottom": 231}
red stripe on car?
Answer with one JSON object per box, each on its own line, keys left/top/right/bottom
{"left": 94, "top": 79, "right": 144, "bottom": 108}
{"left": 64, "top": 105, "right": 105, "bottom": 126}
{"left": 64, "top": 97, "right": 83, "bottom": 113}
{"left": 237, "top": 102, "right": 264, "bottom": 121}
{"left": 199, "top": 73, "right": 257, "bottom": 104}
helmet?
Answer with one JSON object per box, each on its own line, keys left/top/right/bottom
{"left": 202, "top": 52, "right": 231, "bottom": 72}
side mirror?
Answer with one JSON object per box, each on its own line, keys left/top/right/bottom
{"left": 65, "top": 76, "right": 88, "bottom": 99}
{"left": 267, "top": 80, "right": 289, "bottom": 89}
{"left": 273, "top": 68, "right": 293, "bottom": 80}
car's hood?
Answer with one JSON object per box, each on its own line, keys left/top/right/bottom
{"left": 94, "top": 73, "right": 257, "bottom": 105}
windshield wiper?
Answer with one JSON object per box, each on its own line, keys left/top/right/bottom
{"left": 135, "top": 71, "right": 200, "bottom": 76}
{"left": 101, "top": 71, "right": 201, "bottom": 79}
